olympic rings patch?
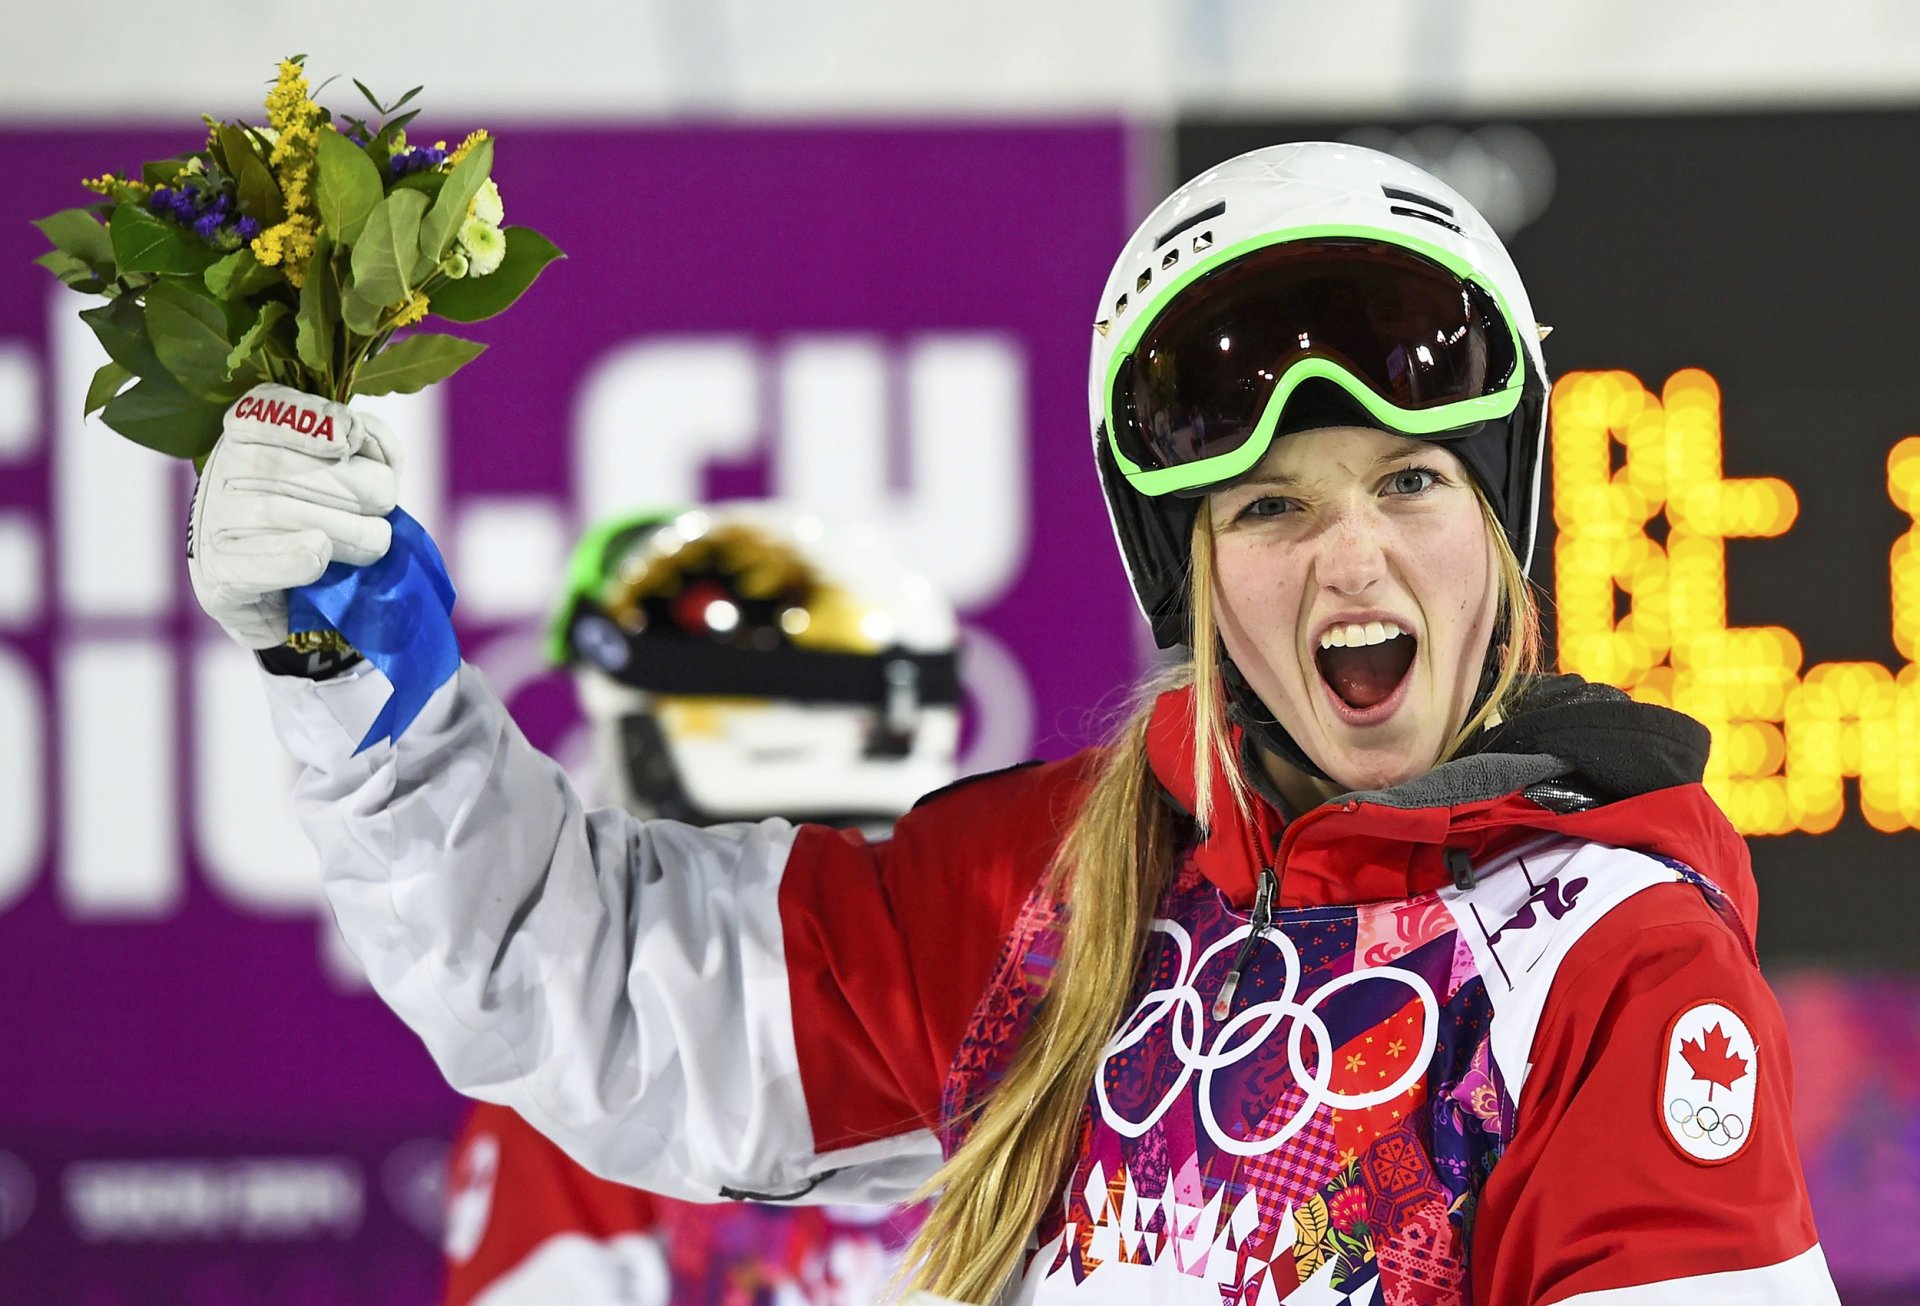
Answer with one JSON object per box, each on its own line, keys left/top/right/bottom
{"left": 1093, "top": 917, "right": 1439, "bottom": 1157}
{"left": 1660, "top": 1001, "right": 1758, "bottom": 1164}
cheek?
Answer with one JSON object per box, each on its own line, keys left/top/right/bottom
{"left": 1212, "top": 539, "right": 1308, "bottom": 659}
{"left": 1409, "top": 520, "right": 1498, "bottom": 651}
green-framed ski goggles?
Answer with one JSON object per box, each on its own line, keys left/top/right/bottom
{"left": 1103, "top": 227, "right": 1527, "bottom": 498}
{"left": 547, "top": 506, "right": 683, "bottom": 665}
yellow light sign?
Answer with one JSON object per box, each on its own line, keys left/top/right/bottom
{"left": 1552, "top": 369, "right": 1920, "bottom": 835}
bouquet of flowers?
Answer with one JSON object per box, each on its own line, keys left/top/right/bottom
{"left": 32, "top": 56, "right": 563, "bottom": 460}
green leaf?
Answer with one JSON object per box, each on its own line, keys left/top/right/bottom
{"left": 110, "top": 205, "right": 220, "bottom": 275}
{"left": 349, "top": 188, "right": 427, "bottom": 308}
{"left": 296, "top": 234, "right": 338, "bottom": 379}
{"left": 100, "top": 375, "right": 227, "bottom": 460}
{"left": 314, "top": 128, "right": 384, "bottom": 246}
{"left": 226, "top": 301, "right": 291, "bottom": 373}
{"left": 147, "top": 279, "right": 247, "bottom": 402}
{"left": 220, "top": 123, "right": 286, "bottom": 228}
{"left": 340, "top": 285, "right": 387, "bottom": 336}
{"left": 80, "top": 295, "right": 168, "bottom": 380}
{"left": 35, "top": 249, "right": 107, "bottom": 292}
{"left": 35, "top": 249, "right": 84, "bottom": 276}
{"left": 84, "top": 361, "right": 133, "bottom": 416}
{"left": 35, "top": 208, "right": 116, "bottom": 271}
{"left": 429, "top": 227, "right": 565, "bottom": 322}
{"left": 418, "top": 136, "right": 492, "bottom": 263}
{"left": 392, "top": 170, "right": 447, "bottom": 203}
{"left": 1327, "top": 1227, "right": 1368, "bottom": 1261}
{"left": 351, "top": 332, "right": 486, "bottom": 397}
{"left": 140, "top": 155, "right": 193, "bottom": 188}
{"left": 204, "top": 248, "right": 282, "bottom": 299}
{"left": 352, "top": 78, "right": 384, "bottom": 114}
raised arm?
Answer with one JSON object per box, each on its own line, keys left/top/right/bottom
{"left": 189, "top": 385, "right": 952, "bottom": 1202}
{"left": 269, "top": 655, "right": 940, "bottom": 1202}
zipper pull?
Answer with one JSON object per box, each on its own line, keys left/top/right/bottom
{"left": 1214, "top": 868, "right": 1277, "bottom": 1020}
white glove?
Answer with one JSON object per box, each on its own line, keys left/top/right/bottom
{"left": 189, "top": 383, "right": 402, "bottom": 649}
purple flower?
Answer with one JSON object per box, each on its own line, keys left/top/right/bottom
{"left": 147, "top": 187, "right": 173, "bottom": 212}
{"left": 169, "top": 191, "right": 197, "bottom": 224}
{"left": 193, "top": 211, "right": 224, "bottom": 242}
{"left": 235, "top": 216, "right": 260, "bottom": 242}
{"left": 389, "top": 145, "right": 452, "bottom": 179}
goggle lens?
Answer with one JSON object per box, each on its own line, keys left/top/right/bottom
{"left": 1112, "top": 239, "right": 1517, "bottom": 481}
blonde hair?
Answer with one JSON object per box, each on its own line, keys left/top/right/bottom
{"left": 902, "top": 488, "right": 1539, "bottom": 1302}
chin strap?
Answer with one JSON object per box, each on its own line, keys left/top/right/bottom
{"left": 1221, "top": 656, "right": 1334, "bottom": 783}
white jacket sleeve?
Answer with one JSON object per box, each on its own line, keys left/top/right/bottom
{"left": 266, "top": 660, "right": 940, "bottom": 1204}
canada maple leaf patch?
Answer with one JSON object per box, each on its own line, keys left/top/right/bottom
{"left": 1661, "top": 1002, "right": 1758, "bottom": 1164}
{"left": 1679, "top": 1022, "right": 1750, "bottom": 1100}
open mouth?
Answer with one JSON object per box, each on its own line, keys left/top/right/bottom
{"left": 1314, "top": 620, "right": 1417, "bottom": 714}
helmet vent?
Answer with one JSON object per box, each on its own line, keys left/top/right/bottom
{"left": 1388, "top": 204, "right": 1463, "bottom": 235}
{"left": 1115, "top": 293, "right": 1129, "bottom": 315}
{"left": 1381, "top": 185, "right": 1455, "bottom": 217}
{"left": 1191, "top": 230, "right": 1213, "bottom": 253}
{"left": 1153, "top": 199, "right": 1226, "bottom": 249}
{"left": 1135, "top": 268, "right": 1152, "bottom": 293}
{"left": 1162, "top": 248, "right": 1179, "bottom": 271}
{"left": 1093, "top": 318, "right": 1111, "bottom": 336}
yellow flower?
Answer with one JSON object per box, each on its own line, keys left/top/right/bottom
{"left": 250, "top": 215, "right": 317, "bottom": 288}
{"left": 261, "top": 58, "right": 325, "bottom": 244}
{"left": 447, "top": 129, "right": 490, "bottom": 167}
{"left": 264, "top": 59, "right": 317, "bottom": 140}
{"left": 391, "top": 290, "right": 430, "bottom": 328}
{"left": 81, "top": 174, "right": 133, "bottom": 196}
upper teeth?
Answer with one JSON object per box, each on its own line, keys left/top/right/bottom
{"left": 1320, "top": 620, "right": 1407, "bottom": 650}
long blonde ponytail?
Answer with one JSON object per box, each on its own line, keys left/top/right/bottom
{"left": 899, "top": 674, "right": 1181, "bottom": 1301}
{"left": 901, "top": 491, "right": 1538, "bottom": 1302}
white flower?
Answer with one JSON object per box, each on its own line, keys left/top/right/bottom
{"left": 442, "top": 250, "right": 470, "bottom": 280}
{"left": 471, "top": 178, "right": 504, "bottom": 227}
{"left": 458, "top": 217, "right": 506, "bottom": 277}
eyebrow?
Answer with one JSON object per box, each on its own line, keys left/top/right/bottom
{"left": 1227, "top": 471, "right": 1302, "bottom": 490}
{"left": 1228, "top": 443, "right": 1433, "bottom": 490}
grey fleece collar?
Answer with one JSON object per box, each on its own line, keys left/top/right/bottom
{"left": 1325, "top": 750, "right": 1572, "bottom": 812}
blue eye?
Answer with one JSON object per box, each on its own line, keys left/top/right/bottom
{"left": 1236, "top": 495, "right": 1296, "bottom": 521}
{"left": 1386, "top": 466, "right": 1439, "bottom": 496}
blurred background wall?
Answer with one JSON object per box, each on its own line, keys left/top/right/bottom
{"left": 3, "top": 4, "right": 1919, "bottom": 1303}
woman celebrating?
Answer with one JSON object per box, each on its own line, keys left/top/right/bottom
{"left": 190, "top": 142, "right": 1837, "bottom": 1304}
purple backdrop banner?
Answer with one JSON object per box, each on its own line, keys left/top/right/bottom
{"left": 0, "top": 121, "right": 1143, "bottom": 1303}
{"left": 4, "top": 121, "right": 1911, "bottom": 1306}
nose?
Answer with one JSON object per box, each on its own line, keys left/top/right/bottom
{"left": 1315, "top": 499, "right": 1390, "bottom": 596}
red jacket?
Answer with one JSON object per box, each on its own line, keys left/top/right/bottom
{"left": 775, "top": 681, "right": 1832, "bottom": 1303}
{"left": 272, "top": 663, "right": 1835, "bottom": 1304}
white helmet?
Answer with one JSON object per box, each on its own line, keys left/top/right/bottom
{"left": 1088, "top": 141, "right": 1550, "bottom": 648}
{"left": 551, "top": 503, "right": 960, "bottom": 827}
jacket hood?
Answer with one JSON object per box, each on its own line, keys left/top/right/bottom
{"left": 1144, "top": 675, "right": 1756, "bottom": 949}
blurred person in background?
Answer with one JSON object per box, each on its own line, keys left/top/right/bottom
{"left": 190, "top": 141, "right": 1838, "bottom": 1304}
{"left": 441, "top": 504, "right": 957, "bottom": 1304}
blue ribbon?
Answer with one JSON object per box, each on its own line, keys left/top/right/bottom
{"left": 288, "top": 507, "right": 460, "bottom": 755}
